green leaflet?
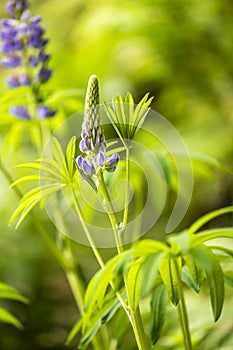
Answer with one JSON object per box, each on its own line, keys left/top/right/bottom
{"left": 104, "top": 92, "right": 153, "bottom": 141}
{"left": 150, "top": 283, "right": 168, "bottom": 345}
{"left": 0, "top": 283, "right": 29, "bottom": 304}
{"left": 159, "top": 255, "right": 181, "bottom": 306}
{"left": 10, "top": 184, "right": 65, "bottom": 228}
{"left": 189, "top": 206, "right": 233, "bottom": 234}
{"left": 0, "top": 281, "right": 29, "bottom": 330}
{"left": 191, "top": 228, "right": 233, "bottom": 245}
{"left": 67, "top": 297, "right": 121, "bottom": 348}
{"left": 66, "top": 317, "right": 82, "bottom": 345}
{"left": 190, "top": 246, "right": 225, "bottom": 321}
{"left": 182, "top": 254, "right": 205, "bottom": 293}
{"left": 65, "top": 136, "right": 77, "bottom": 175}
{"left": 0, "top": 307, "right": 23, "bottom": 330}
{"left": 133, "top": 239, "right": 169, "bottom": 258}
{"left": 223, "top": 271, "right": 233, "bottom": 287}
{"left": 9, "top": 137, "right": 78, "bottom": 228}
{"left": 84, "top": 252, "right": 129, "bottom": 314}
{"left": 126, "top": 259, "right": 143, "bottom": 311}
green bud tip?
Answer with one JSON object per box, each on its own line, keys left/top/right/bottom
{"left": 85, "top": 75, "right": 99, "bottom": 110}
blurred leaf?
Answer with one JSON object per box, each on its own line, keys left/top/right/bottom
{"left": 190, "top": 246, "right": 225, "bottom": 321}
{"left": 150, "top": 283, "right": 168, "bottom": 345}
{"left": 223, "top": 271, "right": 233, "bottom": 287}
{"left": 10, "top": 184, "right": 65, "bottom": 228}
{"left": 133, "top": 239, "right": 169, "bottom": 258}
{"left": 66, "top": 317, "right": 82, "bottom": 345}
{"left": 0, "top": 307, "right": 23, "bottom": 330}
{"left": 208, "top": 245, "right": 233, "bottom": 258}
{"left": 126, "top": 259, "right": 142, "bottom": 311}
{"left": 140, "top": 254, "right": 162, "bottom": 298}
{"left": 189, "top": 206, "right": 233, "bottom": 234}
{"left": 191, "top": 228, "right": 233, "bottom": 245}
{"left": 159, "top": 255, "right": 180, "bottom": 306}
{"left": 182, "top": 255, "right": 205, "bottom": 293}
{"left": 0, "top": 283, "right": 29, "bottom": 304}
{"left": 79, "top": 297, "right": 120, "bottom": 349}
{"left": 10, "top": 175, "right": 57, "bottom": 187}
{"left": 84, "top": 252, "right": 129, "bottom": 313}
{"left": 65, "top": 136, "right": 76, "bottom": 175}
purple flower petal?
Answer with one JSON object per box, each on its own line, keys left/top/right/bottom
{"left": 6, "top": 75, "right": 20, "bottom": 88}
{"left": 37, "top": 105, "right": 56, "bottom": 119}
{"left": 76, "top": 155, "right": 83, "bottom": 168}
{"left": 9, "top": 105, "right": 31, "bottom": 120}
{"left": 1, "top": 55, "right": 21, "bottom": 68}
{"left": 18, "top": 74, "right": 31, "bottom": 86}
{"left": 95, "top": 151, "right": 106, "bottom": 166}
{"left": 106, "top": 153, "right": 120, "bottom": 166}
{"left": 38, "top": 66, "right": 52, "bottom": 83}
{"left": 82, "top": 158, "right": 95, "bottom": 176}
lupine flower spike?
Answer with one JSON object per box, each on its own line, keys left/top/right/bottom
{"left": 0, "top": 0, "right": 56, "bottom": 119}
{"left": 76, "top": 75, "right": 119, "bottom": 178}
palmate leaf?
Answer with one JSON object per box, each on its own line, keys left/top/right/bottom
{"left": 104, "top": 92, "right": 153, "bottom": 141}
{"left": 10, "top": 137, "right": 78, "bottom": 228}
{"left": 10, "top": 184, "right": 65, "bottom": 228}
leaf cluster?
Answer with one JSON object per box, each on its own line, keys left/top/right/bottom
{"left": 67, "top": 207, "right": 233, "bottom": 348}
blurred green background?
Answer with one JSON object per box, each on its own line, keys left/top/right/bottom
{"left": 0, "top": 0, "right": 232, "bottom": 349}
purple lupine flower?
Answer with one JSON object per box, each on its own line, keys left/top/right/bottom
{"left": 5, "top": 0, "right": 29, "bottom": 19}
{"left": 9, "top": 105, "right": 31, "bottom": 119}
{"left": 1, "top": 54, "right": 21, "bottom": 67}
{"left": 1, "top": 0, "right": 56, "bottom": 120}
{"left": 76, "top": 75, "right": 119, "bottom": 178}
{"left": 6, "top": 75, "right": 20, "bottom": 87}
{"left": 37, "top": 105, "right": 56, "bottom": 119}
{"left": 95, "top": 151, "right": 106, "bottom": 166}
{"left": 81, "top": 158, "right": 95, "bottom": 176}
{"left": 38, "top": 66, "right": 52, "bottom": 83}
{"left": 18, "top": 73, "right": 31, "bottom": 85}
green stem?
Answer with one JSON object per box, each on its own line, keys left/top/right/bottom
{"left": 1, "top": 162, "right": 104, "bottom": 350}
{"left": 122, "top": 145, "right": 130, "bottom": 230}
{"left": 174, "top": 259, "right": 193, "bottom": 350}
{"left": 97, "top": 171, "right": 149, "bottom": 350}
{"left": 130, "top": 307, "right": 150, "bottom": 350}
{"left": 97, "top": 171, "right": 123, "bottom": 254}
{"left": 70, "top": 186, "right": 105, "bottom": 268}
{"left": 70, "top": 185, "right": 129, "bottom": 312}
